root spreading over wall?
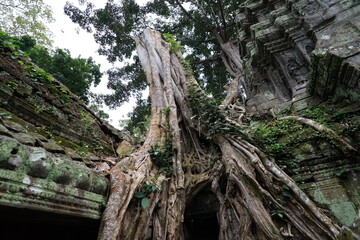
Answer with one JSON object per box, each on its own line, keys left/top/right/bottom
{"left": 98, "top": 29, "right": 340, "bottom": 240}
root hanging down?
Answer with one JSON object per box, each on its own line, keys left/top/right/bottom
{"left": 97, "top": 29, "right": 341, "bottom": 240}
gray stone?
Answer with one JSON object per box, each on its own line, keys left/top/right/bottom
{"left": 0, "top": 123, "right": 13, "bottom": 137}
{"left": 41, "top": 140, "right": 65, "bottom": 153}
{"left": 0, "top": 140, "right": 23, "bottom": 170}
{"left": 64, "top": 148, "right": 82, "bottom": 160}
{"left": 27, "top": 148, "right": 52, "bottom": 178}
{"left": 3, "top": 120, "right": 26, "bottom": 133}
{"left": 28, "top": 132, "right": 48, "bottom": 142}
{"left": 13, "top": 132, "right": 36, "bottom": 146}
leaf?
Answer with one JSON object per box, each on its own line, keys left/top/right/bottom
{"left": 141, "top": 197, "right": 149, "bottom": 208}
{"left": 134, "top": 192, "right": 146, "bottom": 198}
{"left": 282, "top": 191, "right": 292, "bottom": 198}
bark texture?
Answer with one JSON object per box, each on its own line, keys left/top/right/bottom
{"left": 98, "top": 29, "right": 341, "bottom": 240}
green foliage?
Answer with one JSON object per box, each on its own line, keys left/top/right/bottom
{"left": 121, "top": 98, "right": 151, "bottom": 137}
{"left": 0, "top": 31, "right": 103, "bottom": 104}
{"left": 270, "top": 209, "right": 285, "bottom": 219}
{"left": 148, "top": 139, "right": 174, "bottom": 176}
{"left": 5, "top": 80, "right": 17, "bottom": 90}
{"left": 161, "top": 106, "right": 171, "bottom": 117}
{"left": 252, "top": 119, "right": 302, "bottom": 170}
{"left": 23, "top": 62, "right": 53, "bottom": 84}
{"left": 89, "top": 103, "right": 110, "bottom": 120}
{"left": 189, "top": 84, "right": 243, "bottom": 138}
{"left": 163, "top": 33, "right": 183, "bottom": 53}
{"left": 0, "top": 112, "right": 12, "bottom": 120}
{"left": 76, "top": 143, "right": 90, "bottom": 157}
{"left": 28, "top": 47, "right": 102, "bottom": 104}
{"left": 64, "top": 0, "right": 239, "bottom": 108}
{"left": 0, "top": 0, "right": 54, "bottom": 47}
{"left": 134, "top": 176, "right": 163, "bottom": 209}
{"left": 302, "top": 106, "right": 332, "bottom": 125}
{"left": 250, "top": 103, "right": 360, "bottom": 172}
{"left": 0, "top": 31, "right": 33, "bottom": 57}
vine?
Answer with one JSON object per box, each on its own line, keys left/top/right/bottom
{"left": 148, "top": 139, "right": 174, "bottom": 176}
{"left": 188, "top": 82, "right": 244, "bottom": 139}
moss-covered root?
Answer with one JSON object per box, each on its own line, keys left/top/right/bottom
{"left": 278, "top": 116, "right": 357, "bottom": 155}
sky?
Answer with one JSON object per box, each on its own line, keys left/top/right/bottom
{"left": 42, "top": 0, "right": 145, "bottom": 129}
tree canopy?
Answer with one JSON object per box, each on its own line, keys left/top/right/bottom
{"left": 0, "top": 31, "right": 102, "bottom": 104}
{"left": 0, "top": 0, "right": 54, "bottom": 47}
{"left": 28, "top": 46, "right": 102, "bottom": 104}
{"left": 64, "top": 0, "right": 241, "bottom": 109}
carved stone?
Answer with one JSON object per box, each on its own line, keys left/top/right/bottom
{"left": 236, "top": 0, "right": 360, "bottom": 110}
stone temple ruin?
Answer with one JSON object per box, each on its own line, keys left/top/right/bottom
{"left": 0, "top": 43, "right": 133, "bottom": 238}
{"left": 0, "top": 0, "right": 360, "bottom": 239}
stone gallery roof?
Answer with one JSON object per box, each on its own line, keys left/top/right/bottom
{"left": 0, "top": 43, "right": 125, "bottom": 219}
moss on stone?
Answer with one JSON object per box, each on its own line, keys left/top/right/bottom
{"left": 330, "top": 202, "right": 357, "bottom": 226}
{"left": 0, "top": 140, "right": 28, "bottom": 170}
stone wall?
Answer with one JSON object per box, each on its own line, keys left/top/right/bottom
{"left": 0, "top": 43, "right": 127, "bottom": 219}
{"left": 237, "top": 0, "right": 360, "bottom": 111}
{"left": 237, "top": 0, "right": 360, "bottom": 227}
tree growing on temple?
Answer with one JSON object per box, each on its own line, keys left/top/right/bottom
{"left": 98, "top": 28, "right": 340, "bottom": 240}
{"left": 64, "top": 0, "right": 243, "bottom": 110}
{"left": 64, "top": 1, "right": 345, "bottom": 239}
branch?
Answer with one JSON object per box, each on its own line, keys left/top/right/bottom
{"left": 174, "top": 0, "right": 194, "bottom": 21}
{"left": 190, "top": 54, "right": 221, "bottom": 65}
{"left": 0, "top": 2, "right": 26, "bottom": 11}
{"left": 176, "top": 37, "right": 216, "bottom": 43}
{"left": 208, "top": 4, "right": 221, "bottom": 32}
{"left": 217, "top": 0, "right": 228, "bottom": 40}
{"left": 278, "top": 116, "right": 357, "bottom": 155}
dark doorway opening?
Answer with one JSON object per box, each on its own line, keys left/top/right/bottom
{"left": 0, "top": 205, "right": 100, "bottom": 240}
{"left": 184, "top": 189, "right": 219, "bottom": 240}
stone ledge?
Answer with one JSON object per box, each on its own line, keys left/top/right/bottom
{"left": 0, "top": 169, "right": 105, "bottom": 219}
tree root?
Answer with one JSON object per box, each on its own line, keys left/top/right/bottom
{"left": 278, "top": 116, "right": 357, "bottom": 155}
{"left": 98, "top": 29, "right": 341, "bottom": 240}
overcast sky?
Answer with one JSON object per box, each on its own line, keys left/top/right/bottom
{"left": 42, "top": 0, "right": 145, "bottom": 129}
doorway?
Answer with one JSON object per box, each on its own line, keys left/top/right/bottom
{"left": 184, "top": 189, "right": 219, "bottom": 240}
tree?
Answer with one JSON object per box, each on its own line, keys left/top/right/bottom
{"left": 0, "top": 0, "right": 54, "bottom": 47}
{"left": 64, "top": 0, "right": 241, "bottom": 108}
{"left": 120, "top": 98, "right": 151, "bottom": 137}
{"left": 0, "top": 31, "right": 103, "bottom": 104}
{"left": 28, "top": 47, "right": 102, "bottom": 104}
{"left": 98, "top": 29, "right": 340, "bottom": 240}
{"left": 63, "top": 2, "right": 346, "bottom": 238}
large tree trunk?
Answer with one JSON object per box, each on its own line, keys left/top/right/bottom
{"left": 98, "top": 29, "right": 340, "bottom": 240}
{"left": 211, "top": 30, "right": 245, "bottom": 106}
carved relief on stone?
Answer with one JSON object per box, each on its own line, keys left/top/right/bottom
{"left": 286, "top": 58, "right": 308, "bottom": 85}
{"left": 274, "top": 49, "right": 309, "bottom": 97}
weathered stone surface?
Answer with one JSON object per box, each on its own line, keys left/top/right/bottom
{"left": 0, "top": 139, "right": 26, "bottom": 170}
{"left": 0, "top": 123, "right": 13, "bottom": 137}
{"left": 13, "top": 132, "right": 37, "bottom": 146}
{"left": 238, "top": 0, "right": 360, "bottom": 110}
{"left": 27, "top": 148, "right": 52, "bottom": 178}
{"left": 41, "top": 140, "right": 65, "bottom": 153}
{"left": 237, "top": 1, "right": 360, "bottom": 227}
{"left": 116, "top": 140, "right": 134, "bottom": 156}
{"left": 3, "top": 119, "right": 26, "bottom": 132}
{"left": 0, "top": 51, "right": 129, "bottom": 162}
{"left": 0, "top": 44, "right": 124, "bottom": 220}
